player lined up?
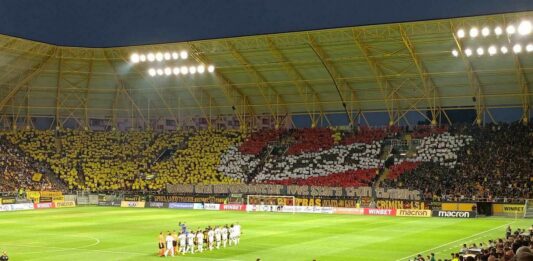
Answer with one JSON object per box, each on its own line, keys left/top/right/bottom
{"left": 158, "top": 222, "right": 241, "bottom": 257}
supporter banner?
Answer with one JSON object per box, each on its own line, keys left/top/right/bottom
{"left": 120, "top": 201, "right": 146, "bottom": 208}
{"left": 396, "top": 209, "right": 432, "bottom": 217}
{"left": 1, "top": 197, "right": 16, "bottom": 204}
{"left": 432, "top": 210, "right": 476, "bottom": 218}
{"left": 375, "top": 199, "right": 428, "bottom": 210}
{"left": 34, "top": 202, "right": 55, "bottom": 209}
{"left": 152, "top": 195, "right": 225, "bottom": 204}
{"left": 32, "top": 173, "right": 42, "bottom": 182}
{"left": 168, "top": 203, "right": 194, "bottom": 209}
{"left": 26, "top": 191, "right": 41, "bottom": 201}
{"left": 295, "top": 198, "right": 358, "bottom": 208}
{"left": 219, "top": 204, "right": 246, "bottom": 211}
{"left": 52, "top": 196, "right": 65, "bottom": 203}
{"left": 40, "top": 191, "right": 62, "bottom": 198}
{"left": 193, "top": 203, "right": 204, "bottom": 210}
{"left": 364, "top": 208, "right": 396, "bottom": 216}
{"left": 333, "top": 208, "right": 364, "bottom": 215}
{"left": 147, "top": 202, "right": 168, "bottom": 208}
{"left": 204, "top": 203, "right": 220, "bottom": 210}
{"left": 40, "top": 197, "right": 53, "bottom": 203}
{"left": 55, "top": 201, "right": 76, "bottom": 208}
{"left": 166, "top": 184, "right": 421, "bottom": 200}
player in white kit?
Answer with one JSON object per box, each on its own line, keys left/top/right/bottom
{"left": 196, "top": 230, "right": 204, "bottom": 253}
{"left": 186, "top": 231, "right": 196, "bottom": 254}
{"left": 229, "top": 225, "right": 235, "bottom": 246}
{"left": 207, "top": 228, "right": 215, "bottom": 251}
{"left": 214, "top": 226, "right": 222, "bottom": 249}
{"left": 178, "top": 232, "right": 187, "bottom": 255}
{"left": 234, "top": 222, "right": 241, "bottom": 245}
{"left": 164, "top": 232, "right": 175, "bottom": 257}
{"left": 221, "top": 225, "right": 229, "bottom": 248}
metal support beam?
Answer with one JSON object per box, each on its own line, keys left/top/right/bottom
{"left": 0, "top": 47, "right": 57, "bottom": 113}
{"left": 55, "top": 49, "right": 62, "bottom": 128}
{"left": 267, "top": 37, "right": 325, "bottom": 127}
{"left": 451, "top": 23, "right": 486, "bottom": 125}
{"left": 352, "top": 29, "right": 395, "bottom": 125}
{"left": 103, "top": 51, "right": 147, "bottom": 126}
{"left": 113, "top": 49, "right": 177, "bottom": 126}
{"left": 398, "top": 26, "right": 441, "bottom": 125}
{"left": 226, "top": 41, "right": 288, "bottom": 125}
{"left": 83, "top": 50, "right": 94, "bottom": 129}
{"left": 308, "top": 35, "right": 359, "bottom": 125}
{"left": 188, "top": 43, "right": 255, "bottom": 129}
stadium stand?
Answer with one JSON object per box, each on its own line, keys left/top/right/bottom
{"left": 429, "top": 226, "right": 533, "bottom": 261}
{"left": 0, "top": 122, "right": 531, "bottom": 201}
{"left": 0, "top": 137, "right": 53, "bottom": 191}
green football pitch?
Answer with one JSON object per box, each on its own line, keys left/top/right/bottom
{"left": 0, "top": 207, "right": 529, "bottom": 261}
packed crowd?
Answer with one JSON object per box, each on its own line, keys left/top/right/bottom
{"left": 384, "top": 123, "right": 532, "bottom": 201}
{"left": 0, "top": 137, "right": 53, "bottom": 192}
{"left": 412, "top": 225, "right": 533, "bottom": 261}
{"left": 0, "top": 123, "right": 530, "bottom": 201}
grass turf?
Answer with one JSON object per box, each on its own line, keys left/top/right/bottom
{"left": 0, "top": 206, "right": 529, "bottom": 261}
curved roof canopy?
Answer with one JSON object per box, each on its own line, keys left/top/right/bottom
{"left": 0, "top": 11, "right": 532, "bottom": 128}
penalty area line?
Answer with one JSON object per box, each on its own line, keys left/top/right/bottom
{"left": 394, "top": 221, "right": 515, "bottom": 261}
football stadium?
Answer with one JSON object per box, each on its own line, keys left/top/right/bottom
{"left": 0, "top": 1, "right": 532, "bottom": 260}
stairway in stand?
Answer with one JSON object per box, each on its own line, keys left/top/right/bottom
{"left": 524, "top": 199, "right": 533, "bottom": 218}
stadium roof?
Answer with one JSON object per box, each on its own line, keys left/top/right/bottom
{"left": 0, "top": 11, "right": 532, "bottom": 128}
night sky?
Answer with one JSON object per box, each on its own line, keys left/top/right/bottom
{"left": 0, "top": 0, "right": 532, "bottom": 47}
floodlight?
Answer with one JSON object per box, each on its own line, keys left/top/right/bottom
{"left": 189, "top": 66, "right": 196, "bottom": 74}
{"left": 506, "top": 25, "right": 516, "bottom": 35}
{"left": 148, "top": 68, "right": 156, "bottom": 77}
{"left": 457, "top": 29, "right": 465, "bottom": 38}
{"left": 180, "top": 51, "right": 188, "bottom": 59}
{"left": 207, "top": 65, "right": 215, "bottom": 72}
{"left": 180, "top": 66, "right": 188, "bottom": 75}
{"left": 452, "top": 49, "right": 459, "bottom": 57}
{"left": 464, "top": 48, "right": 472, "bottom": 57}
{"left": 164, "top": 52, "right": 171, "bottom": 60}
{"left": 488, "top": 46, "right": 497, "bottom": 55}
{"left": 147, "top": 53, "right": 155, "bottom": 62}
{"left": 476, "top": 47, "right": 484, "bottom": 56}
{"left": 197, "top": 65, "right": 205, "bottom": 74}
{"left": 173, "top": 67, "right": 180, "bottom": 75}
{"left": 139, "top": 54, "right": 146, "bottom": 62}
{"left": 527, "top": 44, "right": 533, "bottom": 52}
{"left": 156, "top": 52, "right": 163, "bottom": 61}
{"left": 130, "top": 53, "right": 140, "bottom": 63}
{"left": 518, "top": 20, "right": 532, "bottom": 35}
{"left": 164, "top": 67, "right": 172, "bottom": 75}
{"left": 513, "top": 44, "right": 522, "bottom": 53}
{"left": 494, "top": 26, "right": 503, "bottom": 36}
{"left": 156, "top": 69, "right": 164, "bottom": 76}
{"left": 172, "top": 52, "right": 179, "bottom": 60}
{"left": 500, "top": 46, "right": 508, "bottom": 54}
{"left": 481, "top": 27, "right": 490, "bottom": 37}
{"left": 469, "top": 28, "right": 479, "bottom": 38}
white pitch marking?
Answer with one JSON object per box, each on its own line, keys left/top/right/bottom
{"left": 394, "top": 222, "right": 514, "bottom": 261}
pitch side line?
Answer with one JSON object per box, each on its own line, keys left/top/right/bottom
{"left": 394, "top": 222, "right": 514, "bottom": 261}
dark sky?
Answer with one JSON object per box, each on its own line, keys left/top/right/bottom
{"left": 0, "top": 0, "right": 532, "bottom": 47}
